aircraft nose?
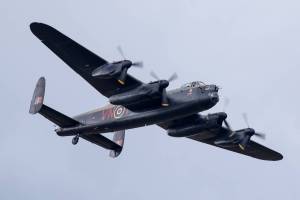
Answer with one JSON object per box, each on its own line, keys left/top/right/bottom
{"left": 206, "top": 84, "right": 219, "bottom": 92}
{"left": 209, "top": 92, "right": 219, "bottom": 104}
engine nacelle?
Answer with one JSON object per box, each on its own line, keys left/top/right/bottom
{"left": 167, "top": 112, "right": 227, "bottom": 137}
{"left": 92, "top": 62, "right": 123, "bottom": 78}
{"left": 109, "top": 83, "right": 161, "bottom": 106}
{"left": 214, "top": 128, "right": 255, "bottom": 149}
{"left": 92, "top": 60, "right": 134, "bottom": 85}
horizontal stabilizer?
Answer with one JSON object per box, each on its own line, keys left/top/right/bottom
{"left": 81, "top": 134, "right": 122, "bottom": 151}
{"left": 39, "top": 105, "right": 79, "bottom": 128}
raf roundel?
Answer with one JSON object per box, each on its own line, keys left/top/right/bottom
{"left": 113, "top": 105, "right": 126, "bottom": 119}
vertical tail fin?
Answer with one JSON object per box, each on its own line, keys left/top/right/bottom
{"left": 29, "top": 77, "right": 79, "bottom": 128}
{"left": 109, "top": 130, "right": 125, "bottom": 158}
{"left": 29, "top": 77, "right": 45, "bottom": 114}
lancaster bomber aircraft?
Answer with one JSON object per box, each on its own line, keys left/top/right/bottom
{"left": 29, "top": 22, "right": 283, "bottom": 161}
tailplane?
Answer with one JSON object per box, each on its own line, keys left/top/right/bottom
{"left": 30, "top": 77, "right": 125, "bottom": 158}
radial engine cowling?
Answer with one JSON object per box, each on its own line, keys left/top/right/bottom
{"left": 167, "top": 112, "right": 227, "bottom": 137}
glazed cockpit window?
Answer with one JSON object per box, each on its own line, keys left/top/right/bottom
{"left": 181, "top": 81, "right": 206, "bottom": 89}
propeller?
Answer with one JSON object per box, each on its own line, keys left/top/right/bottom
{"left": 242, "top": 113, "right": 250, "bottom": 128}
{"left": 92, "top": 46, "right": 143, "bottom": 85}
{"left": 117, "top": 45, "right": 126, "bottom": 60}
{"left": 117, "top": 46, "right": 144, "bottom": 68}
{"left": 222, "top": 98, "right": 233, "bottom": 133}
{"left": 253, "top": 132, "right": 266, "bottom": 140}
{"left": 223, "top": 112, "right": 266, "bottom": 150}
{"left": 224, "top": 119, "right": 233, "bottom": 133}
{"left": 236, "top": 113, "right": 266, "bottom": 150}
{"left": 222, "top": 98, "right": 230, "bottom": 112}
{"left": 150, "top": 71, "right": 178, "bottom": 106}
{"left": 242, "top": 113, "right": 266, "bottom": 139}
{"left": 150, "top": 71, "right": 178, "bottom": 83}
{"left": 115, "top": 46, "right": 143, "bottom": 85}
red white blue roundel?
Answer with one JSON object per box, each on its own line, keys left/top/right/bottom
{"left": 113, "top": 105, "right": 126, "bottom": 119}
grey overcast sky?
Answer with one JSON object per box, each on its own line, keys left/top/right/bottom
{"left": 0, "top": 0, "right": 299, "bottom": 199}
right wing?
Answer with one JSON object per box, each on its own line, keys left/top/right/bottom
{"left": 30, "top": 22, "right": 143, "bottom": 98}
{"left": 188, "top": 128, "right": 283, "bottom": 161}
{"left": 158, "top": 115, "right": 283, "bottom": 161}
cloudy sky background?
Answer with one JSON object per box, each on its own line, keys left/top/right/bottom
{"left": 1, "top": 0, "right": 300, "bottom": 199}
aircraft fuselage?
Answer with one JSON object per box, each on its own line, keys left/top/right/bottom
{"left": 56, "top": 84, "right": 219, "bottom": 136}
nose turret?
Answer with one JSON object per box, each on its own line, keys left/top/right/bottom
{"left": 209, "top": 91, "right": 219, "bottom": 104}
{"left": 205, "top": 84, "right": 219, "bottom": 92}
{"left": 205, "top": 84, "right": 219, "bottom": 105}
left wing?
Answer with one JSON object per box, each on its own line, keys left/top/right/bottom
{"left": 30, "top": 22, "right": 143, "bottom": 98}
{"left": 158, "top": 115, "right": 283, "bottom": 161}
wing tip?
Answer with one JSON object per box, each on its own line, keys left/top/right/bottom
{"left": 30, "top": 22, "right": 44, "bottom": 32}
{"left": 263, "top": 152, "right": 283, "bottom": 161}
{"left": 273, "top": 152, "right": 283, "bottom": 161}
{"left": 29, "top": 22, "right": 55, "bottom": 39}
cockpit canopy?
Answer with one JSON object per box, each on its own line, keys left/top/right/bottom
{"left": 181, "top": 81, "right": 206, "bottom": 89}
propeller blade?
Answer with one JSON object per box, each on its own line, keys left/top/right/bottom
{"left": 242, "top": 113, "right": 250, "bottom": 128}
{"left": 224, "top": 119, "right": 232, "bottom": 131}
{"left": 223, "top": 98, "right": 230, "bottom": 112}
{"left": 224, "top": 119, "right": 236, "bottom": 137}
{"left": 117, "top": 46, "right": 126, "bottom": 60}
{"left": 225, "top": 121, "right": 236, "bottom": 137}
{"left": 254, "top": 132, "right": 266, "bottom": 140}
{"left": 161, "top": 89, "right": 169, "bottom": 106}
{"left": 132, "top": 61, "right": 144, "bottom": 68}
{"left": 168, "top": 73, "right": 178, "bottom": 82}
{"left": 150, "top": 71, "right": 160, "bottom": 80}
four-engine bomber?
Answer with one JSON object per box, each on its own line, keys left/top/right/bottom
{"left": 29, "top": 22, "right": 283, "bottom": 161}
